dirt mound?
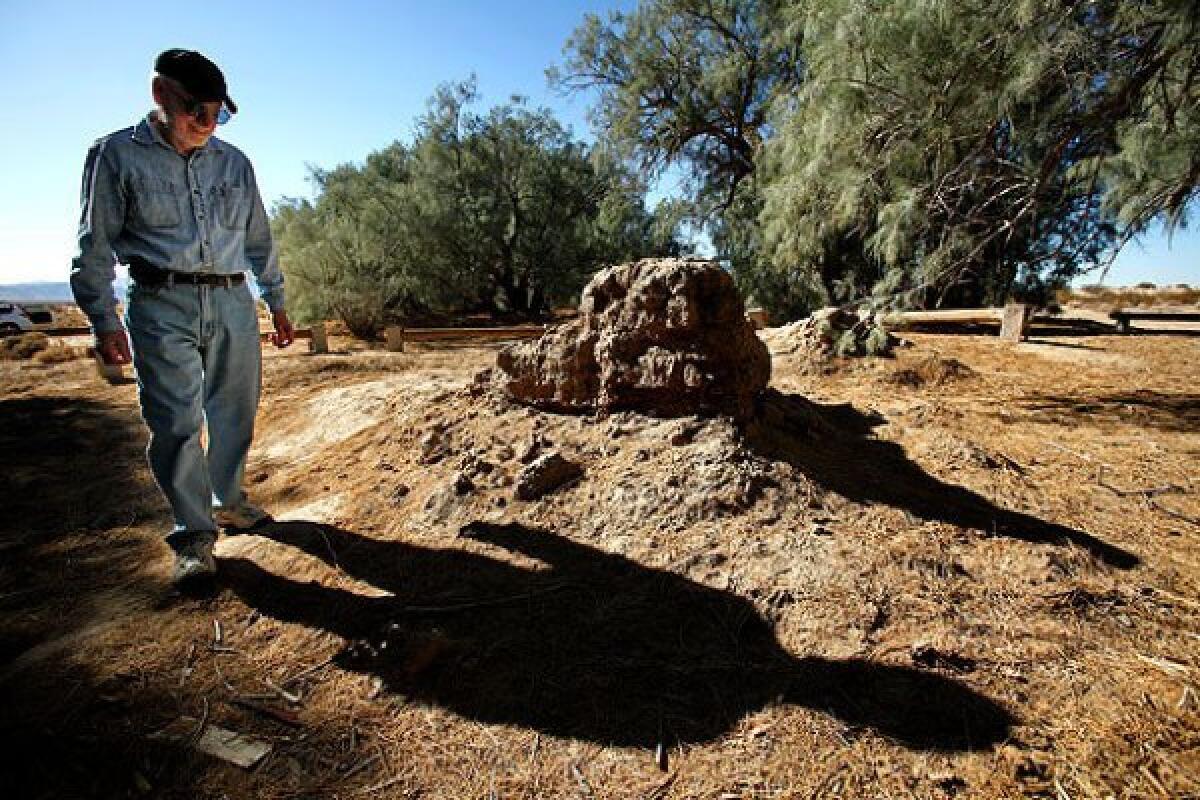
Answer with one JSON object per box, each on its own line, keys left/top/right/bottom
{"left": 761, "top": 307, "right": 898, "bottom": 359}
{"left": 890, "top": 353, "right": 976, "bottom": 387}
{"left": 488, "top": 258, "right": 770, "bottom": 420}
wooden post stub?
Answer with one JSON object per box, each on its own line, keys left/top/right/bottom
{"left": 1000, "top": 303, "right": 1032, "bottom": 342}
{"left": 309, "top": 321, "right": 329, "bottom": 354}
{"left": 385, "top": 325, "right": 405, "bottom": 352}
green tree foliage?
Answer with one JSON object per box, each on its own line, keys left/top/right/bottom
{"left": 553, "top": 0, "right": 800, "bottom": 209}
{"left": 274, "top": 81, "right": 678, "bottom": 336}
{"left": 560, "top": 0, "right": 1199, "bottom": 317}
{"left": 762, "top": 0, "right": 1200, "bottom": 309}
{"left": 554, "top": 0, "right": 802, "bottom": 316}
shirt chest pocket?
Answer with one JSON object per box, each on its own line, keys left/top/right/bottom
{"left": 216, "top": 185, "right": 248, "bottom": 229}
{"left": 131, "top": 177, "right": 182, "bottom": 228}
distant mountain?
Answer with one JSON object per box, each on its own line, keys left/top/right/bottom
{"left": 0, "top": 281, "right": 126, "bottom": 303}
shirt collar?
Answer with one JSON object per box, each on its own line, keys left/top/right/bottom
{"left": 131, "top": 113, "right": 225, "bottom": 155}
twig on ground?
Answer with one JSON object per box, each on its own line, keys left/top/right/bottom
{"left": 354, "top": 775, "right": 406, "bottom": 796}
{"left": 179, "top": 642, "right": 197, "bottom": 687}
{"left": 646, "top": 772, "right": 678, "bottom": 800}
{"left": 187, "top": 697, "right": 210, "bottom": 747}
{"left": 397, "top": 582, "right": 570, "bottom": 615}
{"left": 214, "top": 660, "right": 237, "bottom": 693}
{"left": 1140, "top": 764, "right": 1173, "bottom": 798}
{"left": 1096, "top": 467, "right": 1187, "bottom": 499}
{"left": 230, "top": 697, "right": 303, "bottom": 728}
{"left": 342, "top": 754, "right": 381, "bottom": 781}
{"left": 313, "top": 524, "right": 340, "bottom": 570}
{"left": 1045, "top": 440, "right": 1109, "bottom": 468}
{"left": 282, "top": 656, "right": 335, "bottom": 688}
{"left": 265, "top": 677, "right": 303, "bottom": 705}
{"left": 1149, "top": 498, "right": 1200, "bottom": 528}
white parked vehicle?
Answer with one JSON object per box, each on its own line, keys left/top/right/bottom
{"left": 0, "top": 303, "right": 35, "bottom": 335}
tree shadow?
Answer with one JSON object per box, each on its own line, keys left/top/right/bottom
{"left": 0, "top": 396, "right": 155, "bottom": 541}
{"left": 746, "top": 391, "right": 1139, "bottom": 569}
{"left": 1014, "top": 390, "right": 1200, "bottom": 435}
{"left": 222, "top": 520, "right": 1015, "bottom": 751}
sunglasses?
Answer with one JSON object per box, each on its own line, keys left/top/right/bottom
{"left": 163, "top": 80, "right": 232, "bottom": 126}
{"left": 182, "top": 97, "right": 232, "bottom": 127}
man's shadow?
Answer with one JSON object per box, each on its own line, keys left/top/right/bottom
{"left": 222, "top": 520, "right": 1014, "bottom": 751}
{"left": 747, "top": 391, "right": 1139, "bottom": 569}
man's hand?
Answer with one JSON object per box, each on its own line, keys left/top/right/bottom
{"left": 96, "top": 329, "right": 132, "bottom": 366}
{"left": 271, "top": 309, "right": 295, "bottom": 348}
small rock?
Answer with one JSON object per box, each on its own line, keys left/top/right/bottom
{"left": 391, "top": 484, "right": 411, "bottom": 503}
{"left": 419, "top": 429, "right": 449, "bottom": 464}
{"left": 519, "top": 434, "right": 551, "bottom": 464}
{"left": 669, "top": 421, "right": 701, "bottom": 447}
{"left": 515, "top": 453, "right": 584, "bottom": 501}
{"left": 452, "top": 472, "right": 475, "bottom": 496}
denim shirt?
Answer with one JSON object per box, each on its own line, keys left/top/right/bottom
{"left": 70, "top": 114, "right": 285, "bottom": 333}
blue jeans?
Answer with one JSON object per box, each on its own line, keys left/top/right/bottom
{"left": 125, "top": 280, "right": 262, "bottom": 549}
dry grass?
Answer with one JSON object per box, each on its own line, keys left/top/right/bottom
{"left": 0, "top": 331, "right": 49, "bottom": 360}
{"left": 1, "top": 330, "right": 1198, "bottom": 798}
{"left": 1058, "top": 284, "right": 1200, "bottom": 310}
{"left": 889, "top": 353, "right": 976, "bottom": 388}
{"left": 32, "top": 343, "right": 88, "bottom": 364}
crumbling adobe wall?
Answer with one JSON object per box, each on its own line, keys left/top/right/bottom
{"left": 491, "top": 258, "right": 770, "bottom": 420}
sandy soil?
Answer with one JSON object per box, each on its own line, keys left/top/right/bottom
{"left": 1, "top": 327, "right": 1198, "bottom": 799}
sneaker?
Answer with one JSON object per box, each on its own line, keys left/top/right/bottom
{"left": 214, "top": 499, "right": 274, "bottom": 531}
{"left": 171, "top": 534, "right": 217, "bottom": 587}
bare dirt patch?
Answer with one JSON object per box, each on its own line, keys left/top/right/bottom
{"left": 1, "top": 330, "right": 1197, "bottom": 798}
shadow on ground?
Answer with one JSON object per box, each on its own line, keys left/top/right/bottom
{"left": 223, "top": 519, "right": 1015, "bottom": 751}
{"left": 0, "top": 397, "right": 199, "bottom": 797}
{"left": 746, "top": 391, "right": 1139, "bottom": 569}
{"left": 0, "top": 396, "right": 164, "bottom": 664}
{"left": 0, "top": 396, "right": 157, "bottom": 540}
{"left": 1015, "top": 390, "right": 1200, "bottom": 434}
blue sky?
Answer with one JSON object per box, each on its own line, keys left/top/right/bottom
{"left": 0, "top": 0, "right": 1194, "bottom": 287}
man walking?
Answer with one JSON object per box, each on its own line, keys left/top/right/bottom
{"left": 70, "top": 49, "right": 294, "bottom": 587}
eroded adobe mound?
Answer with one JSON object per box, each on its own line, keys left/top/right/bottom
{"left": 492, "top": 258, "right": 770, "bottom": 420}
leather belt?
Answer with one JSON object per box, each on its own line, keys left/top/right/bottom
{"left": 128, "top": 257, "right": 245, "bottom": 288}
{"left": 162, "top": 272, "right": 245, "bottom": 287}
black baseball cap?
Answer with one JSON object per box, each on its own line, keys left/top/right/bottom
{"left": 154, "top": 49, "right": 238, "bottom": 114}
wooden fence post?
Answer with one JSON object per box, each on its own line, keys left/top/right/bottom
{"left": 385, "top": 326, "right": 405, "bottom": 352}
{"left": 1000, "top": 303, "right": 1033, "bottom": 342}
{"left": 309, "top": 321, "right": 329, "bottom": 354}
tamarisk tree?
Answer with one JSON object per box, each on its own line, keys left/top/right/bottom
{"left": 760, "top": 0, "right": 1200, "bottom": 308}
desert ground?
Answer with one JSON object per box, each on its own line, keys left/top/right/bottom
{"left": 1, "top": 320, "right": 1198, "bottom": 798}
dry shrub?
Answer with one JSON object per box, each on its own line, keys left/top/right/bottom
{"left": 33, "top": 344, "right": 87, "bottom": 365}
{"left": 0, "top": 332, "right": 50, "bottom": 360}
{"left": 891, "top": 353, "right": 975, "bottom": 388}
